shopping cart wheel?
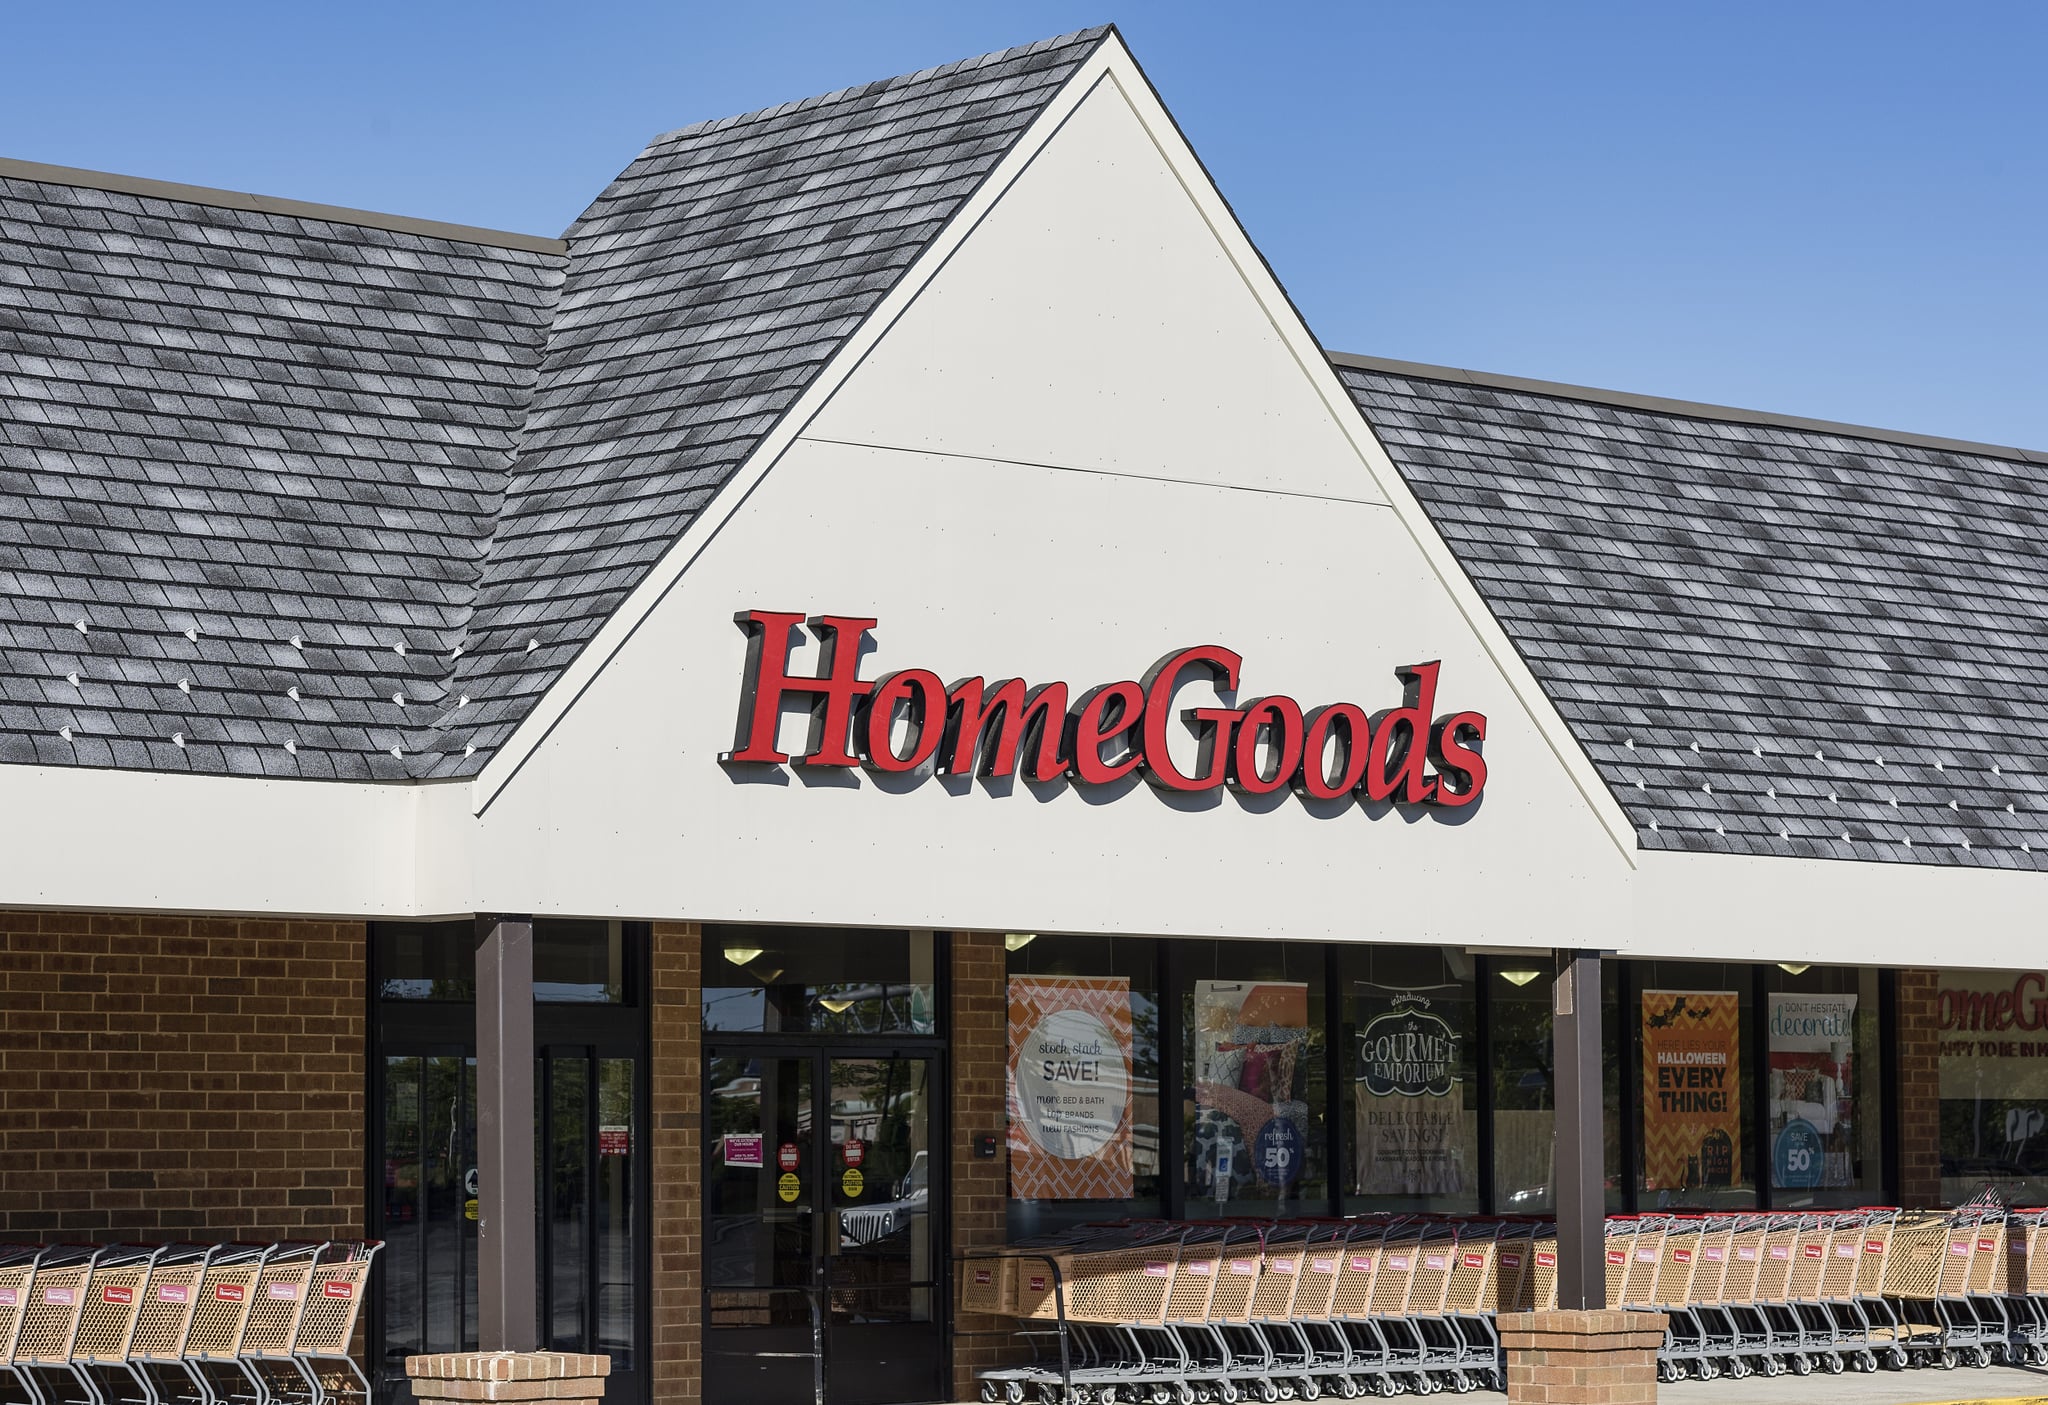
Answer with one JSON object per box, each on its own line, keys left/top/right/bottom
{"left": 1259, "top": 1382, "right": 1280, "bottom": 1404}
{"left": 1790, "top": 1353, "right": 1813, "bottom": 1376}
{"left": 1939, "top": 1348, "right": 1959, "bottom": 1371}
{"left": 1301, "top": 1378, "right": 1321, "bottom": 1401}
{"left": 1336, "top": 1377, "right": 1359, "bottom": 1399}
{"left": 1005, "top": 1384, "right": 1025, "bottom": 1404}
{"left": 1176, "top": 1385, "right": 1197, "bottom": 1405}
{"left": 1727, "top": 1356, "right": 1750, "bottom": 1380}
{"left": 1885, "top": 1349, "right": 1907, "bottom": 1371}
{"left": 1372, "top": 1375, "right": 1398, "bottom": 1398}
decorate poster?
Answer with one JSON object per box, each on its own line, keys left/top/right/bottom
{"left": 1007, "top": 977, "right": 1134, "bottom": 1199}
{"left": 1767, "top": 993, "right": 1856, "bottom": 1190}
{"left": 1641, "top": 990, "right": 1742, "bottom": 1191}
{"left": 1352, "top": 983, "right": 1468, "bottom": 1196}
{"left": 1193, "top": 980, "right": 1311, "bottom": 1197}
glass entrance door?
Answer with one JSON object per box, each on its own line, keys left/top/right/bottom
{"left": 704, "top": 1049, "right": 945, "bottom": 1405}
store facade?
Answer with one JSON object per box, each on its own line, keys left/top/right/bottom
{"left": 2, "top": 22, "right": 2045, "bottom": 1405}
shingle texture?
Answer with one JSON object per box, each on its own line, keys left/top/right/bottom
{"left": 1339, "top": 361, "right": 2048, "bottom": 870}
{"left": 407, "top": 26, "right": 1111, "bottom": 773}
{"left": 0, "top": 174, "right": 562, "bottom": 780}
{"left": 0, "top": 27, "right": 1108, "bottom": 782}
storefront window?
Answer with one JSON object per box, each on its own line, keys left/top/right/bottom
{"left": 1004, "top": 935, "right": 1161, "bottom": 1235}
{"left": 1937, "top": 968, "right": 2048, "bottom": 1206}
{"left": 1634, "top": 961, "right": 1756, "bottom": 1208}
{"left": 1764, "top": 966, "right": 1882, "bottom": 1208}
{"left": 1337, "top": 947, "right": 1477, "bottom": 1214}
{"left": 1488, "top": 960, "right": 1625, "bottom": 1214}
{"left": 701, "top": 926, "right": 936, "bottom": 1034}
{"left": 375, "top": 920, "right": 631, "bottom": 1003}
{"left": 1181, "top": 940, "right": 1327, "bottom": 1216}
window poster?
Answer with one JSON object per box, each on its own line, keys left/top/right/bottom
{"left": 1007, "top": 977, "right": 1134, "bottom": 1199}
{"left": 1193, "top": 980, "right": 1310, "bottom": 1197}
{"left": 1767, "top": 993, "right": 1856, "bottom": 1190}
{"left": 1640, "top": 989, "right": 1742, "bottom": 1191}
{"left": 1936, "top": 971, "right": 2048, "bottom": 1193}
{"left": 1351, "top": 983, "right": 1469, "bottom": 1195}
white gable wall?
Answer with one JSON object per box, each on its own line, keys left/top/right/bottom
{"left": 464, "top": 436, "right": 1631, "bottom": 945}
{"left": 461, "top": 60, "right": 1636, "bottom": 948}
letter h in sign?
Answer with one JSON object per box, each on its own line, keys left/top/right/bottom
{"left": 724, "top": 610, "right": 877, "bottom": 766}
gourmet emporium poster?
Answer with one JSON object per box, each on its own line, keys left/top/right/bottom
{"left": 1007, "top": 977, "right": 1134, "bottom": 1199}
{"left": 1641, "top": 990, "right": 1742, "bottom": 1191}
{"left": 1193, "top": 980, "right": 1311, "bottom": 1197}
{"left": 1767, "top": 993, "right": 1856, "bottom": 1190}
{"left": 1353, "top": 984, "right": 1469, "bottom": 1195}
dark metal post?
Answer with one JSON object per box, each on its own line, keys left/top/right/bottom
{"left": 1553, "top": 948, "right": 1605, "bottom": 1310}
{"left": 476, "top": 914, "right": 538, "bottom": 1351}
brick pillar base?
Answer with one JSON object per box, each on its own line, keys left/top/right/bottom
{"left": 1499, "top": 1311, "right": 1666, "bottom": 1405}
{"left": 407, "top": 1353, "right": 611, "bottom": 1405}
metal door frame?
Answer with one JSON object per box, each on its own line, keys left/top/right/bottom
{"left": 367, "top": 924, "right": 653, "bottom": 1405}
{"left": 699, "top": 1039, "right": 950, "bottom": 1405}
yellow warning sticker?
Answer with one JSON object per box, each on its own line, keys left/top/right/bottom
{"left": 777, "top": 1172, "right": 801, "bottom": 1204}
{"left": 841, "top": 1167, "right": 864, "bottom": 1198}
{"left": 464, "top": 1198, "right": 479, "bottom": 1221}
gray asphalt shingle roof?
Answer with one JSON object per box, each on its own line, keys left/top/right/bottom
{"left": 0, "top": 27, "right": 1110, "bottom": 782}
{"left": 2, "top": 25, "right": 2041, "bottom": 877}
{"left": 0, "top": 173, "right": 562, "bottom": 780}
{"left": 1337, "top": 357, "right": 2048, "bottom": 870}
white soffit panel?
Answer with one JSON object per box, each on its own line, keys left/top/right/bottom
{"left": 806, "top": 73, "right": 1383, "bottom": 503}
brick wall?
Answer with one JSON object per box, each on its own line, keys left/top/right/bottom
{"left": 649, "top": 921, "right": 702, "bottom": 1405}
{"left": 0, "top": 910, "right": 365, "bottom": 1240}
{"left": 1896, "top": 968, "right": 1942, "bottom": 1208}
{"left": 951, "top": 930, "right": 1010, "bottom": 1400}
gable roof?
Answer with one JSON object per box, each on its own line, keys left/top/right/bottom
{"left": 406, "top": 26, "right": 1112, "bottom": 774}
{"left": 1337, "top": 354, "right": 2048, "bottom": 871}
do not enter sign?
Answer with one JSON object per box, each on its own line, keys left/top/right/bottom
{"left": 841, "top": 1139, "right": 864, "bottom": 1167}
{"left": 778, "top": 1143, "right": 800, "bottom": 1172}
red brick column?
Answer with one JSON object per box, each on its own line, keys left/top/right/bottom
{"left": 1896, "top": 969, "right": 1942, "bottom": 1207}
{"left": 649, "top": 922, "right": 701, "bottom": 1405}
{"left": 951, "top": 931, "right": 1009, "bottom": 1400}
{"left": 1500, "top": 1311, "right": 1666, "bottom": 1405}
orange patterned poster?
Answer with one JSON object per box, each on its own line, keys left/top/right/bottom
{"left": 1008, "top": 977, "right": 1134, "bottom": 1200}
{"left": 1641, "top": 989, "right": 1742, "bottom": 1191}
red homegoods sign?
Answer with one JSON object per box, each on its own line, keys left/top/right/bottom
{"left": 724, "top": 613, "right": 1488, "bottom": 808}
{"left": 1940, "top": 973, "right": 2048, "bottom": 1032}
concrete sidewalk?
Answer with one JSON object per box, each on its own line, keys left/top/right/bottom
{"left": 1656, "top": 1361, "right": 2048, "bottom": 1405}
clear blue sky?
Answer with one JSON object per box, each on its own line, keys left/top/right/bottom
{"left": 9, "top": 1, "right": 2044, "bottom": 448}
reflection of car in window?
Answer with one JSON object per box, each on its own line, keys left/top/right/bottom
{"left": 898, "top": 1150, "right": 927, "bottom": 1202}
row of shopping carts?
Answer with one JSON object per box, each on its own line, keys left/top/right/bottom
{"left": 1608, "top": 1206, "right": 2048, "bottom": 1382}
{"left": 963, "top": 1217, "right": 1540, "bottom": 1404}
{"left": 0, "top": 1240, "right": 377, "bottom": 1405}
{"left": 962, "top": 1207, "right": 2048, "bottom": 1403}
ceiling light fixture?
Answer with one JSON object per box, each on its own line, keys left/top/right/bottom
{"left": 1005, "top": 933, "right": 1037, "bottom": 952}
{"left": 722, "top": 946, "right": 764, "bottom": 967}
{"left": 1498, "top": 968, "right": 1543, "bottom": 987}
{"left": 1778, "top": 963, "right": 1811, "bottom": 976}
{"left": 817, "top": 997, "right": 854, "bottom": 1014}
